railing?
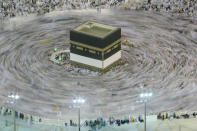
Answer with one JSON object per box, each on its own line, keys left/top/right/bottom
{"left": 1, "top": 107, "right": 197, "bottom": 131}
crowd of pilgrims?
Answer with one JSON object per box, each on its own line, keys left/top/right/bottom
{"left": 79, "top": 111, "right": 197, "bottom": 130}
{"left": 73, "top": 115, "right": 145, "bottom": 130}
{"left": 0, "top": 106, "right": 144, "bottom": 129}
{"left": 0, "top": 0, "right": 196, "bottom": 19}
{"left": 135, "top": 0, "right": 197, "bottom": 16}
{"left": 1, "top": 106, "right": 197, "bottom": 130}
{"left": 0, "top": 107, "right": 43, "bottom": 126}
{"left": 0, "top": 0, "right": 124, "bottom": 18}
{"left": 157, "top": 111, "right": 197, "bottom": 120}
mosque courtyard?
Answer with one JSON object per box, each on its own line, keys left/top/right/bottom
{"left": 0, "top": 9, "right": 197, "bottom": 121}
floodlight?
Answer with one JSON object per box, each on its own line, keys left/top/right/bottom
{"left": 149, "top": 93, "right": 153, "bottom": 97}
{"left": 140, "top": 94, "right": 144, "bottom": 98}
{"left": 73, "top": 99, "right": 77, "bottom": 103}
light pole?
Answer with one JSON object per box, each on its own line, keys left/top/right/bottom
{"left": 140, "top": 92, "right": 153, "bottom": 131}
{"left": 8, "top": 93, "right": 20, "bottom": 131}
{"left": 73, "top": 98, "right": 85, "bottom": 131}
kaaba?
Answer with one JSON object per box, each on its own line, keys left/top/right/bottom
{"left": 70, "top": 21, "right": 121, "bottom": 72}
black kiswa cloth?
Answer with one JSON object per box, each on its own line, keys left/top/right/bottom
{"left": 70, "top": 27, "right": 121, "bottom": 49}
